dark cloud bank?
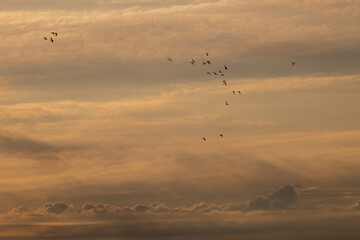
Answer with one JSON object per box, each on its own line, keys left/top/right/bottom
{"left": 3, "top": 185, "right": 360, "bottom": 240}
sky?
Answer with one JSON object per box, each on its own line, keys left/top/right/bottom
{"left": 1, "top": 0, "right": 360, "bottom": 239}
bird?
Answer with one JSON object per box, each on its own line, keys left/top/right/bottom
{"left": 291, "top": 61, "right": 296, "bottom": 65}
{"left": 220, "top": 134, "right": 223, "bottom": 137}
{"left": 225, "top": 101, "right": 229, "bottom": 105}
{"left": 223, "top": 80, "right": 227, "bottom": 86}
{"left": 203, "top": 61, "right": 206, "bottom": 65}
{"left": 202, "top": 137, "right": 207, "bottom": 141}
{"left": 191, "top": 61, "right": 195, "bottom": 65}
{"left": 51, "top": 32, "right": 58, "bottom": 37}
{"left": 206, "top": 52, "right": 209, "bottom": 56}
{"left": 206, "top": 60, "right": 211, "bottom": 64}
{"left": 224, "top": 65, "right": 228, "bottom": 70}
{"left": 44, "top": 37, "right": 47, "bottom": 40}
{"left": 238, "top": 91, "right": 241, "bottom": 94}
{"left": 207, "top": 72, "right": 211, "bottom": 75}
{"left": 50, "top": 37, "right": 54, "bottom": 43}
{"left": 232, "top": 91, "right": 235, "bottom": 94}
{"left": 214, "top": 72, "right": 218, "bottom": 75}
{"left": 167, "top": 57, "right": 173, "bottom": 62}
{"left": 221, "top": 73, "right": 224, "bottom": 76}
{"left": 219, "top": 70, "right": 222, "bottom": 73}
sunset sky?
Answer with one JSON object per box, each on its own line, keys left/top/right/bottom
{"left": 1, "top": 0, "right": 360, "bottom": 239}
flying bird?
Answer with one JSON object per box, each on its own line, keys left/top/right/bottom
{"left": 202, "top": 137, "right": 207, "bottom": 141}
{"left": 214, "top": 72, "right": 218, "bottom": 75}
{"left": 203, "top": 61, "right": 206, "bottom": 65}
{"left": 44, "top": 37, "right": 47, "bottom": 40}
{"left": 50, "top": 37, "right": 54, "bottom": 43}
{"left": 221, "top": 73, "right": 224, "bottom": 76}
{"left": 219, "top": 70, "right": 222, "bottom": 73}
{"left": 225, "top": 101, "right": 229, "bottom": 105}
{"left": 207, "top": 72, "right": 211, "bottom": 75}
{"left": 191, "top": 59, "right": 196, "bottom": 65}
{"left": 220, "top": 134, "right": 223, "bottom": 137}
{"left": 238, "top": 91, "right": 241, "bottom": 94}
{"left": 206, "top": 60, "right": 211, "bottom": 64}
{"left": 167, "top": 57, "right": 173, "bottom": 62}
{"left": 232, "top": 91, "right": 235, "bottom": 94}
{"left": 206, "top": 52, "right": 209, "bottom": 56}
{"left": 292, "top": 61, "right": 296, "bottom": 65}
{"left": 224, "top": 65, "right": 228, "bottom": 70}
{"left": 223, "top": 80, "right": 227, "bottom": 86}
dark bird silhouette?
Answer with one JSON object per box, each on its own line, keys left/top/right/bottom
{"left": 50, "top": 37, "right": 54, "bottom": 43}
{"left": 44, "top": 37, "right": 47, "bottom": 40}
{"left": 224, "top": 65, "right": 228, "bottom": 70}
{"left": 214, "top": 72, "right": 218, "bottom": 75}
{"left": 207, "top": 72, "right": 211, "bottom": 75}
{"left": 191, "top": 61, "right": 195, "bottom": 65}
{"left": 223, "top": 80, "right": 227, "bottom": 86}
{"left": 206, "top": 60, "right": 211, "bottom": 64}
{"left": 206, "top": 52, "right": 209, "bottom": 56}
{"left": 219, "top": 70, "right": 222, "bottom": 73}
{"left": 238, "top": 91, "right": 241, "bottom": 94}
{"left": 220, "top": 134, "right": 223, "bottom": 137}
{"left": 191, "top": 59, "right": 195, "bottom": 65}
{"left": 51, "top": 32, "right": 58, "bottom": 37}
{"left": 221, "top": 73, "right": 224, "bottom": 76}
{"left": 232, "top": 91, "right": 235, "bottom": 94}
{"left": 292, "top": 61, "right": 296, "bottom": 65}
{"left": 202, "top": 137, "right": 207, "bottom": 141}
{"left": 167, "top": 57, "right": 173, "bottom": 62}
{"left": 225, "top": 101, "right": 229, "bottom": 105}
{"left": 203, "top": 61, "right": 206, "bottom": 65}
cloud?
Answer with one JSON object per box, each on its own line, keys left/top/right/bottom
{"left": 246, "top": 185, "right": 299, "bottom": 210}
{"left": 0, "top": 133, "right": 80, "bottom": 161}
{"left": 349, "top": 200, "right": 360, "bottom": 211}
{"left": 6, "top": 185, "right": 299, "bottom": 221}
{"left": 43, "top": 202, "right": 71, "bottom": 214}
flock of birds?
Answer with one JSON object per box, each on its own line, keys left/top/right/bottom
{"left": 167, "top": 52, "right": 296, "bottom": 142}
{"left": 43, "top": 32, "right": 58, "bottom": 43}
{"left": 42, "top": 32, "right": 296, "bottom": 142}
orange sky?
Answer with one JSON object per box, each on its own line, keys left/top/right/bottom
{"left": 1, "top": 0, "right": 360, "bottom": 239}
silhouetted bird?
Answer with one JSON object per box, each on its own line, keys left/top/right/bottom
{"left": 44, "top": 37, "right": 47, "bottom": 40}
{"left": 224, "top": 65, "right": 228, "bottom": 70}
{"left": 223, "top": 80, "right": 227, "bottom": 86}
{"left": 51, "top": 32, "right": 58, "bottom": 37}
{"left": 191, "top": 61, "right": 195, "bottom": 65}
{"left": 232, "top": 91, "right": 235, "bottom": 94}
{"left": 191, "top": 59, "right": 195, "bottom": 65}
{"left": 221, "top": 73, "right": 224, "bottom": 76}
{"left": 206, "top": 60, "right": 211, "bottom": 64}
{"left": 292, "top": 61, "right": 296, "bottom": 65}
{"left": 50, "top": 37, "right": 54, "bottom": 43}
{"left": 202, "top": 137, "right": 207, "bottom": 141}
{"left": 225, "top": 101, "right": 229, "bottom": 105}
{"left": 219, "top": 70, "right": 222, "bottom": 73}
{"left": 203, "top": 61, "right": 206, "bottom": 65}
{"left": 214, "top": 72, "right": 218, "bottom": 75}
{"left": 220, "top": 134, "right": 223, "bottom": 137}
{"left": 207, "top": 72, "right": 211, "bottom": 75}
{"left": 238, "top": 91, "right": 241, "bottom": 94}
{"left": 206, "top": 52, "right": 209, "bottom": 56}
{"left": 167, "top": 57, "right": 173, "bottom": 62}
